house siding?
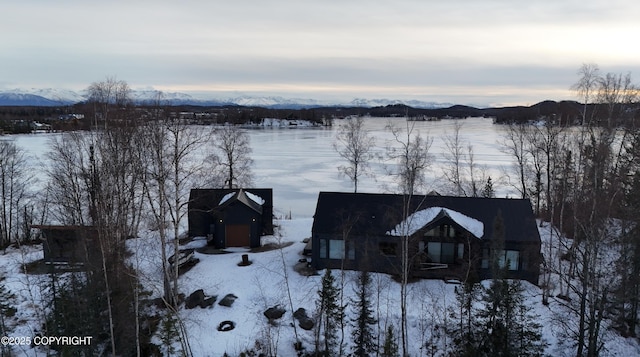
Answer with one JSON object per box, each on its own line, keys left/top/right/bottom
{"left": 210, "top": 202, "right": 261, "bottom": 248}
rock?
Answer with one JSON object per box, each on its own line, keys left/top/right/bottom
{"left": 185, "top": 290, "right": 217, "bottom": 309}
{"left": 201, "top": 295, "right": 217, "bottom": 308}
{"left": 218, "top": 293, "right": 238, "bottom": 307}
{"left": 264, "top": 306, "right": 286, "bottom": 320}
{"left": 293, "top": 308, "right": 308, "bottom": 320}
{"left": 299, "top": 317, "right": 315, "bottom": 330}
{"left": 293, "top": 308, "right": 315, "bottom": 330}
{"left": 185, "top": 289, "right": 205, "bottom": 309}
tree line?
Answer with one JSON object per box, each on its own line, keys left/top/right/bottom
{"left": 329, "top": 63, "right": 640, "bottom": 357}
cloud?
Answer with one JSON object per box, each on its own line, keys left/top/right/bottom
{"left": 2, "top": 0, "right": 640, "bottom": 105}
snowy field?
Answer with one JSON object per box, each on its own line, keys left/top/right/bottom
{"left": 3, "top": 219, "right": 640, "bottom": 356}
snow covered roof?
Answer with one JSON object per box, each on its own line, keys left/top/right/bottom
{"left": 218, "top": 190, "right": 265, "bottom": 206}
{"left": 386, "top": 207, "right": 484, "bottom": 238}
{"left": 245, "top": 191, "right": 265, "bottom": 205}
{"left": 219, "top": 192, "right": 236, "bottom": 205}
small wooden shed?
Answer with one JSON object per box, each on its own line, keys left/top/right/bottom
{"left": 188, "top": 188, "right": 274, "bottom": 249}
{"left": 33, "top": 225, "right": 98, "bottom": 264}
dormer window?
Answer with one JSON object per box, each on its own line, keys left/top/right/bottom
{"left": 424, "top": 224, "right": 456, "bottom": 238}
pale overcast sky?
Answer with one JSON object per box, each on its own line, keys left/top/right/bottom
{"left": 2, "top": 0, "right": 639, "bottom": 106}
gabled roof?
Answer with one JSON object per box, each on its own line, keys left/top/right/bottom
{"left": 189, "top": 188, "right": 273, "bottom": 214}
{"left": 387, "top": 207, "right": 484, "bottom": 238}
{"left": 217, "top": 189, "right": 263, "bottom": 214}
{"left": 312, "top": 192, "right": 539, "bottom": 243}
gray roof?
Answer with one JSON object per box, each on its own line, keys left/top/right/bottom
{"left": 312, "top": 192, "right": 540, "bottom": 244}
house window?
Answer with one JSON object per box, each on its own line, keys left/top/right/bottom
{"left": 379, "top": 242, "right": 397, "bottom": 256}
{"left": 481, "top": 248, "right": 489, "bottom": 269}
{"left": 425, "top": 228, "right": 439, "bottom": 238}
{"left": 427, "top": 242, "right": 456, "bottom": 264}
{"left": 329, "top": 240, "right": 344, "bottom": 259}
{"left": 481, "top": 249, "right": 520, "bottom": 271}
{"left": 327, "top": 239, "right": 355, "bottom": 260}
{"left": 319, "top": 239, "right": 327, "bottom": 259}
{"left": 501, "top": 250, "right": 520, "bottom": 271}
{"left": 424, "top": 224, "right": 456, "bottom": 238}
{"left": 445, "top": 224, "right": 455, "bottom": 238}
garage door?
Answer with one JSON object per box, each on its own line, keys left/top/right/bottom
{"left": 225, "top": 225, "right": 251, "bottom": 247}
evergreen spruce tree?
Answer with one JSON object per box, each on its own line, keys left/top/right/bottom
{"left": 350, "top": 270, "right": 377, "bottom": 357}
{"left": 482, "top": 176, "right": 495, "bottom": 198}
{"left": 159, "top": 312, "right": 182, "bottom": 356}
{"left": 0, "top": 274, "right": 16, "bottom": 357}
{"left": 45, "top": 272, "right": 103, "bottom": 356}
{"left": 316, "top": 269, "right": 344, "bottom": 355}
{"left": 476, "top": 278, "right": 545, "bottom": 356}
{"left": 381, "top": 324, "right": 399, "bottom": 357}
{"left": 446, "top": 281, "right": 481, "bottom": 357}
{"left": 475, "top": 211, "right": 546, "bottom": 356}
{"left": 512, "top": 284, "right": 546, "bottom": 356}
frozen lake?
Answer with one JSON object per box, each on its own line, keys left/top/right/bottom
{"left": 250, "top": 116, "right": 513, "bottom": 217}
{"left": 9, "top": 117, "right": 513, "bottom": 218}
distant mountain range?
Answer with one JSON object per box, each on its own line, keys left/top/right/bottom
{"left": 0, "top": 88, "right": 454, "bottom": 109}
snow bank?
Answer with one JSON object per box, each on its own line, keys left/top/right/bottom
{"left": 386, "top": 207, "right": 484, "bottom": 238}
{"left": 258, "top": 118, "right": 317, "bottom": 127}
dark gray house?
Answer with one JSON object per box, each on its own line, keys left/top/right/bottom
{"left": 311, "top": 192, "right": 541, "bottom": 284}
{"left": 188, "top": 188, "right": 273, "bottom": 249}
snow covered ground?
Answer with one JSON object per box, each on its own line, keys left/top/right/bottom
{"left": 3, "top": 117, "right": 640, "bottom": 355}
{"left": 3, "top": 219, "right": 640, "bottom": 356}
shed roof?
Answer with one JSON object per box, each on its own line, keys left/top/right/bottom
{"left": 189, "top": 188, "right": 273, "bottom": 213}
{"left": 217, "top": 189, "right": 263, "bottom": 214}
{"left": 311, "top": 192, "right": 540, "bottom": 243}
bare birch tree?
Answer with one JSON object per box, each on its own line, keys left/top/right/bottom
{"left": 87, "top": 77, "right": 132, "bottom": 128}
{"left": 442, "top": 121, "right": 485, "bottom": 197}
{"left": 142, "top": 98, "right": 210, "bottom": 303}
{"left": 443, "top": 121, "right": 467, "bottom": 196}
{"left": 500, "top": 123, "right": 531, "bottom": 200}
{"left": 0, "top": 140, "right": 34, "bottom": 249}
{"left": 211, "top": 125, "right": 254, "bottom": 189}
{"left": 385, "top": 120, "right": 433, "bottom": 357}
{"left": 44, "top": 80, "right": 151, "bottom": 355}
{"left": 333, "top": 116, "right": 377, "bottom": 193}
{"left": 571, "top": 63, "right": 600, "bottom": 126}
{"left": 386, "top": 121, "right": 433, "bottom": 196}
